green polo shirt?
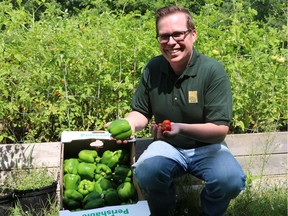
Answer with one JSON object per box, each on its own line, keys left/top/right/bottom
{"left": 131, "top": 48, "right": 232, "bottom": 148}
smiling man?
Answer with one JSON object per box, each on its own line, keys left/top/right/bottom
{"left": 156, "top": 10, "right": 196, "bottom": 75}
{"left": 106, "top": 5, "right": 246, "bottom": 216}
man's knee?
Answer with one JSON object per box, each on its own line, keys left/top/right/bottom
{"left": 205, "top": 170, "right": 246, "bottom": 199}
{"left": 226, "top": 172, "right": 246, "bottom": 198}
{"left": 133, "top": 156, "right": 175, "bottom": 190}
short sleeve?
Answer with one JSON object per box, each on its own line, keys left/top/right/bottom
{"left": 204, "top": 63, "right": 232, "bottom": 126}
{"left": 130, "top": 67, "right": 153, "bottom": 119}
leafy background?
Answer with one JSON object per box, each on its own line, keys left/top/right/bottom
{"left": 0, "top": 0, "right": 287, "bottom": 143}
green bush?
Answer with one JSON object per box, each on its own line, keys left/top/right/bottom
{"left": 195, "top": 2, "right": 287, "bottom": 133}
{"left": 0, "top": 0, "right": 286, "bottom": 143}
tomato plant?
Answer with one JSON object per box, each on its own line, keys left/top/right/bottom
{"left": 0, "top": 0, "right": 286, "bottom": 143}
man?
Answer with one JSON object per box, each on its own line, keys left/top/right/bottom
{"left": 107, "top": 5, "right": 246, "bottom": 216}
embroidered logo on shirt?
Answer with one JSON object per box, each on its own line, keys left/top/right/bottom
{"left": 188, "top": 91, "right": 198, "bottom": 103}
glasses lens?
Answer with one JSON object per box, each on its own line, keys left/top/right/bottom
{"left": 159, "top": 35, "right": 169, "bottom": 43}
{"left": 172, "top": 32, "right": 185, "bottom": 41}
{"left": 157, "top": 30, "right": 191, "bottom": 43}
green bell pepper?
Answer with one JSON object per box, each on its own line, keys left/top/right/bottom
{"left": 82, "top": 191, "right": 105, "bottom": 210}
{"left": 94, "top": 178, "right": 113, "bottom": 194}
{"left": 117, "top": 182, "right": 136, "bottom": 201}
{"left": 113, "top": 129, "right": 132, "bottom": 140}
{"left": 113, "top": 165, "right": 132, "bottom": 185}
{"left": 114, "top": 165, "right": 132, "bottom": 177}
{"left": 64, "top": 158, "right": 79, "bottom": 174}
{"left": 63, "top": 198, "right": 81, "bottom": 210}
{"left": 114, "top": 149, "right": 130, "bottom": 165}
{"left": 95, "top": 163, "right": 112, "bottom": 180}
{"left": 63, "top": 173, "right": 81, "bottom": 190}
{"left": 77, "top": 179, "right": 95, "bottom": 196}
{"left": 78, "top": 149, "right": 99, "bottom": 163}
{"left": 107, "top": 119, "right": 132, "bottom": 140}
{"left": 77, "top": 162, "right": 96, "bottom": 180}
{"left": 63, "top": 189, "right": 83, "bottom": 209}
{"left": 103, "top": 188, "right": 122, "bottom": 206}
{"left": 82, "top": 191, "right": 101, "bottom": 203}
{"left": 100, "top": 150, "right": 120, "bottom": 169}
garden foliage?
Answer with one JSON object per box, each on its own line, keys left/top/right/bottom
{"left": 0, "top": 0, "right": 287, "bottom": 143}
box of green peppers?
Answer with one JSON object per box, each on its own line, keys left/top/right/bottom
{"left": 59, "top": 131, "right": 150, "bottom": 216}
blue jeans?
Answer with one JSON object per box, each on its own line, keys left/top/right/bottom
{"left": 132, "top": 141, "right": 246, "bottom": 216}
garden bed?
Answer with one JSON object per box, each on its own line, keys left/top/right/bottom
{"left": 0, "top": 142, "right": 62, "bottom": 192}
{"left": 136, "top": 132, "right": 287, "bottom": 181}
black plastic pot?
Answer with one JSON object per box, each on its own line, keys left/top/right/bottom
{"left": 0, "top": 189, "right": 14, "bottom": 216}
{"left": 14, "top": 181, "right": 58, "bottom": 216}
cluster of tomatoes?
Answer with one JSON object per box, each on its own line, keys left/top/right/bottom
{"left": 157, "top": 120, "right": 171, "bottom": 132}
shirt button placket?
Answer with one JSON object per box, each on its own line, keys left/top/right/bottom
{"left": 172, "top": 93, "right": 177, "bottom": 105}
{"left": 173, "top": 79, "right": 180, "bottom": 105}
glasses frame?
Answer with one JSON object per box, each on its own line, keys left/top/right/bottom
{"left": 156, "top": 29, "right": 192, "bottom": 44}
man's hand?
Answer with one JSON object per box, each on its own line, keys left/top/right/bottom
{"left": 151, "top": 120, "right": 179, "bottom": 140}
{"left": 105, "top": 119, "right": 133, "bottom": 144}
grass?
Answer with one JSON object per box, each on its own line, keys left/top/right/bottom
{"left": 226, "top": 177, "right": 287, "bottom": 216}
{"left": 174, "top": 175, "right": 287, "bottom": 216}
{"left": 9, "top": 199, "right": 59, "bottom": 216}
{"left": 3, "top": 168, "right": 55, "bottom": 190}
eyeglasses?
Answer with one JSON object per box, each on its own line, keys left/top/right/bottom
{"left": 156, "top": 29, "right": 192, "bottom": 44}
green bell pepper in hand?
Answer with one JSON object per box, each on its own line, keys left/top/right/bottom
{"left": 64, "top": 173, "right": 81, "bottom": 190}
{"left": 78, "top": 149, "right": 99, "bottom": 163}
{"left": 77, "top": 162, "right": 96, "bottom": 180}
{"left": 107, "top": 119, "right": 132, "bottom": 140}
{"left": 77, "top": 179, "right": 95, "bottom": 196}
{"left": 64, "top": 158, "right": 79, "bottom": 174}
{"left": 63, "top": 189, "right": 83, "bottom": 209}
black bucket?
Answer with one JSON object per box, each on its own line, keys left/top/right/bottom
{"left": 0, "top": 189, "right": 14, "bottom": 216}
{"left": 14, "top": 181, "right": 57, "bottom": 216}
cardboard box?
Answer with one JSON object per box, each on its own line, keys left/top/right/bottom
{"left": 59, "top": 131, "right": 150, "bottom": 216}
{"left": 59, "top": 200, "right": 150, "bottom": 216}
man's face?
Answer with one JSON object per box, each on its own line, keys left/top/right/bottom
{"left": 157, "top": 13, "right": 196, "bottom": 67}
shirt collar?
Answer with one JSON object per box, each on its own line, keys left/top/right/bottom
{"left": 184, "top": 47, "right": 199, "bottom": 77}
